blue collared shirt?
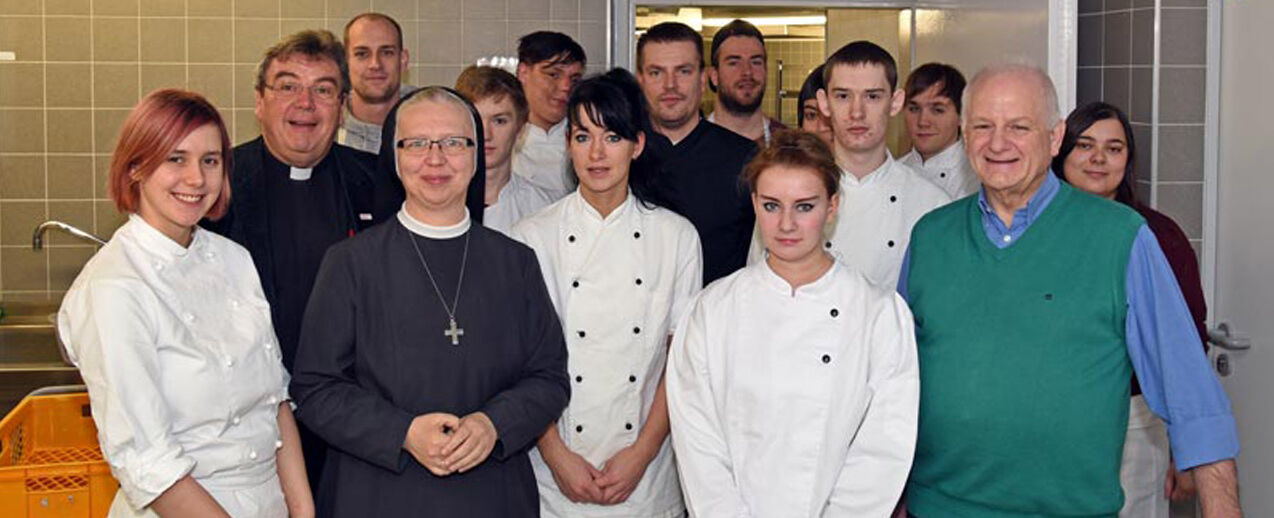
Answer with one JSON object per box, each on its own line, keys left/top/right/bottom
{"left": 898, "top": 173, "right": 1238, "bottom": 469}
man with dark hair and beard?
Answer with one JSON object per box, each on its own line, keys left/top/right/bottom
{"left": 707, "top": 19, "right": 785, "bottom": 146}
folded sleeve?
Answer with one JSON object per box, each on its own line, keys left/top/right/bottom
{"left": 1124, "top": 225, "right": 1239, "bottom": 469}
{"left": 59, "top": 279, "right": 196, "bottom": 508}
{"left": 826, "top": 293, "right": 920, "bottom": 514}
{"left": 289, "top": 245, "right": 416, "bottom": 473}
{"left": 480, "top": 249, "right": 570, "bottom": 460}
{"left": 667, "top": 296, "right": 752, "bottom": 518}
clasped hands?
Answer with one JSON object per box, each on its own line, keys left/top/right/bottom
{"left": 403, "top": 412, "right": 497, "bottom": 476}
{"left": 544, "top": 441, "right": 655, "bottom": 506}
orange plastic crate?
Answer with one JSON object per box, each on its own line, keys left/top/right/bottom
{"left": 0, "top": 391, "right": 118, "bottom": 518}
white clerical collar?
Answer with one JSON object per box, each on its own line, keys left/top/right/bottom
{"left": 290, "top": 166, "right": 313, "bottom": 181}
{"left": 397, "top": 205, "right": 471, "bottom": 239}
{"left": 840, "top": 152, "right": 896, "bottom": 188}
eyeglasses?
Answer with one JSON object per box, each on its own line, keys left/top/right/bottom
{"left": 396, "top": 137, "right": 476, "bottom": 156}
{"left": 263, "top": 81, "right": 341, "bottom": 103}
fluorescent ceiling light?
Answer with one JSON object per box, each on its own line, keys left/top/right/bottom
{"left": 701, "top": 16, "right": 827, "bottom": 27}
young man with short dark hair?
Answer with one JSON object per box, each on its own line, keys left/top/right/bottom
{"left": 811, "top": 41, "right": 950, "bottom": 288}
{"left": 900, "top": 62, "right": 979, "bottom": 198}
{"left": 514, "top": 31, "right": 586, "bottom": 199}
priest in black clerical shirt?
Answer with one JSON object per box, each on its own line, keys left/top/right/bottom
{"left": 203, "top": 30, "right": 410, "bottom": 487}
{"left": 290, "top": 86, "right": 568, "bottom": 517}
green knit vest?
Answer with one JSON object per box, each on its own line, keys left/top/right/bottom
{"left": 905, "top": 183, "right": 1145, "bottom": 517}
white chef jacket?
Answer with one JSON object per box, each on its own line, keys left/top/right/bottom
{"left": 899, "top": 139, "right": 981, "bottom": 199}
{"left": 511, "top": 191, "right": 702, "bottom": 518}
{"left": 821, "top": 155, "right": 950, "bottom": 288}
{"left": 667, "top": 260, "right": 919, "bottom": 517}
{"left": 484, "top": 171, "right": 557, "bottom": 235}
{"left": 57, "top": 215, "right": 289, "bottom": 518}
{"left": 512, "top": 119, "right": 576, "bottom": 200}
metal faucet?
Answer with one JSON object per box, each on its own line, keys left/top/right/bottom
{"left": 32, "top": 221, "right": 107, "bottom": 249}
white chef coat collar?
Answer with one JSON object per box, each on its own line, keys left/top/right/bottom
{"left": 840, "top": 152, "right": 896, "bottom": 188}
{"left": 126, "top": 213, "right": 202, "bottom": 258}
{"left": 757, "top": 255, "right": 840, "bottom": 297}
{"left": 919, "top": 138, "right": 965, "bottom": 168}
{"left": 526, "top": 118, "right": 568, "bottom": 139}
{"left": 397, "top": 204, "right": 471, "bottom": 239}
{"left": 569, "top": 188, "right": 636, "bottom": 224}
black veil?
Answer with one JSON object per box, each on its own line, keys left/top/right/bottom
{"left": 376, "top": 86, "right": 487, "bottom": 224}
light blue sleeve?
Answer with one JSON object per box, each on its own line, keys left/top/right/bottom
{"left": 1125, "top": 224, "right": 1239, "bottom": 469}
{"left": 896, "top": 245, "right": 912, "bottom": 304}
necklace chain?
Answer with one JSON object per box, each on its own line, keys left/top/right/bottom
{"left": 408, "top": 228, "right": 470, "bottom": 326}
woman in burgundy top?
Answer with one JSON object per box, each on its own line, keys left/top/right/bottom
{"left": 1053, "top": 101, "right": 1208, "bottom": 516}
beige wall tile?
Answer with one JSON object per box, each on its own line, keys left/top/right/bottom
{"left": 94, "top": 18, "right": 141, "bottom": 62}
{"left": 233, "top": 64, "right": 259, "bottom": 109}
{"left": 141, "top": 0, "right": 186, "bottom": 16}
{"left": 508, "top": 21, "right": 545, "bottom": 51}
{"left": 550, "top": 0, "right": 577, "bottom": 21}
{"left": 327, "top": 0, "right": 372, "bottom": 20}
{"left": 47, "top": 201, "right": 95, "bottom": 245}
{"left": 580, "top": 0, "right": 605, "bottom": 23}
{"left": 280, "top": 19, "right": 328, "bottom": 38}
{"left": 0, "top": 247, "right": 48, "bottom": 291}
{"left": 141, "top": 18, "right": 188, "bottom": 63}
{"left": 94, "top": 109, "right": 131, "bottom": 153}
{"left": 234, "top": 19, "right": 282, "bottom": 64}
{"left": 418, "top": 0, "right": 460, "bottom": 20}
{"left": 46, "top": 0, "right": 90, "bottom": 15}
{"left": 46, "top": 64, "right": 93, "bottom": 107}
{"left": 232, "top": 108, "right": 261, "bottom": 144}
{"left": 578, "top": 22, "right": 605, "bottom": 64}
{"left": 373, "top": 0, "right": 416, "bottom": 27}
{"left": 282, "top": 0, "right": 326, "bottom": 19}
{"left": 188, "top": 18, "right": 233, "bottom": 63}
{"left": 94, "top": 0, "right": 139, "bottom": 16}
{"left": 236, "top": 1, "right": 281, "bottom": 18}
{"left": 419, "top": 20, "right": 463, "bottom": 65}
{"left": 188, "top": 64, "right": 235, "bottom": 110}
{"left": 2, "top": 16, "right": 45, "bottom": 62}
{"left": 45, "top": 18, "right": 89, "bottom": 62}
{"left": 92, "top": 154, "right": 111, "bottom": 201}
{"left": 0, "top": 0, "right": 40, "bottom": 15}
{"left": 0, "top": 64, "right": 44, "bottom": 107}
{"left": 1, "top": 201, "right": 46, "bottom": 245}
{"left": 0, "top": 110, "right": 45, "bottom": 153}
{"left": 47, "top": 156, "right": 94, "bottom": 199}
{"left": 188, "top": 0, "right": 231, "bottom": 17}
{"left": 49, "top": 246, "right": 95, "bottom": 290}
{"left": 509, "top": 0, "right": 549, "bottom": 20}
{"left": 48, "top": 109, "right": 93, "bottom": 153}
{"left": 96, "top": 200, "right": 128, "bottom": 238}
{"left": 462, "top": 20, "right": 509, "bottom": 64}
{"left": 94, "top": 64, "right": 141, "bottom": 108}
{"left": 141, "top": 64, "right": 188, "bottom": 94}
{"left": 417, "top": 65, "right": 461, "bottom": 86}
{"left": 464, "top": 0, "right": 506, "bottom": 21}
{"left": 0, "top": 155, "right": 46, "bottom": 199}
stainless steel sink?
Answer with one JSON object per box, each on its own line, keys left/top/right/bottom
{"left": 0, "top": 301, "right": 82, "bottom": 416}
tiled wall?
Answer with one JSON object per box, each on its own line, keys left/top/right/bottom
{"left": 1076, "top": 0, "right": 1208, "bottom": 259}
{"left": 0, "top": 0, "right": 609, "bottom": 301}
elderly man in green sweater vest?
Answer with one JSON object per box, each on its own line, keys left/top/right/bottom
{"left": 897, "top": 65, "right": 1241, "bottom": 517}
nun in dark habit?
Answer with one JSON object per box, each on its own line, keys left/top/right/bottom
{"left": 289, "top": 86, "right": 570, "bottom": 517}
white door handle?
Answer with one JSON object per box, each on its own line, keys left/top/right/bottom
{"left": 1208, "top": 322, "right": 1252, "bottom": 351}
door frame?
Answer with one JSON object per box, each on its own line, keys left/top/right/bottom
{"left": 610, "top": 0, "right": 1079, "bottom": 114}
